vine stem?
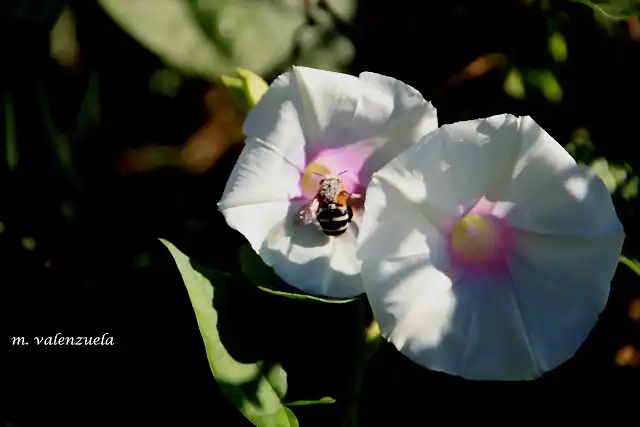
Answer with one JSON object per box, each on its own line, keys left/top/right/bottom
{"left": 342, "top": 298, "right": 383, "bottom": 427}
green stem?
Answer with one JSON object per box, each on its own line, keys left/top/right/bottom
{"left": 620, "top": 256, "right": 640, "bottom": 276}
{"left": 342, "top": 298, "right": 383, "bottom": 427}
{"left": 4, "top": 91, "right": 18, "bottom": 171}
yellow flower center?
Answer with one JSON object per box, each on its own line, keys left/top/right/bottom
{"left": 449, "top": 213, "right": 502, "bottom": 264}
{"left": 300, "top": 161, "right": 331, "bottom": 199}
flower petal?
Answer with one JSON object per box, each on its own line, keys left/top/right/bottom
{"left": 358, "top": 175, "right": 453, "bottom": 337}
{"left": 360, "top": 114, "right": 521, "bottom": 228}
{"left": 219, "top": 201, "right": 291, "bottom": 256}
{"left": 244, "top": 66, "right": 437, "bottom": 188}
{"left": 358, "top": 113, "right": 625, "bottom": 380}
{"left": 508, "top": 228, "right": 624, "bottom": 371}
{"left": 259, "top": 203, "right": 363, "bottom": 298}
{"left": 358, "top": 174, "right": 540, "bottom": 381}
{"left": 503, "top": 165, "right": 624, "bottom": 237}
{"left": 495, "top": 115, "right": 578, "bottom": 207}
{"left": 218, "top": 137, "right": 304, "bottom": 209}
{"left": 221, "top": 67, "right": 439, "bottom": 298}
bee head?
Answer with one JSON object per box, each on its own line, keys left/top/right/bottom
{"left": 312, "top": 170, "right": 348, "bottom": 184}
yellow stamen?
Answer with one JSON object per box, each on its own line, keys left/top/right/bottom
{"left": 301, "top": 162, "right": 331, "bottom": 199}
{"left": 450, "top": 213, "right": 500, "bottom": 262}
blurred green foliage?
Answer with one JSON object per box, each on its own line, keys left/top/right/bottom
{"left": 572, "top": 0, "right": 640, "bottom": 19}
{"left": 98, "top": 0, "right": 356, "bottom": 80}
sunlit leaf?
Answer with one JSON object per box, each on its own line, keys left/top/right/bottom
{"left": 238, "top": 244, "right": 357, "bottom": 304}
{"left": 503, "top": 68, "right": 526, "bottom": 100}
{"left": 221, "top": 68, "right": 270, "bottom": 114}
{"left": 621, "top": 176, "right": 639, "bottom": 200}
{"left": 549, "top": 32, "right": 568, "bottom": 62}
{"left": 529, "top": 70, "right": 563, "bottom": 103}
{"left": 159, "top": 239, "right": 298, "bottom": 427}
{"left": 99, "top": 0, "right": 356, "bottom": 80}
{"left": 98, "top": 0, "right": 234, "bottom": 80}
{"left": 590, "top": 158, "right": 628, "bottom": 193}
{"left": 236, "top": 68, "right": 269, "bottom": 109}
{"left": 620, "top": 256, "right": 640, "bottom": 276}
{"left": 572, "top": 0, "right": 639, "bottom": 20}
{"left": 284, "top": 396, "right": 336, "bottom": 407}
{"left": 50, "top": 7, "right": 79, "bottom": 69}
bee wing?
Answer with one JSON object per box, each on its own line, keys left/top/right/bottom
{"left": 299, "top": 197, "right": 320, "bottom": 225}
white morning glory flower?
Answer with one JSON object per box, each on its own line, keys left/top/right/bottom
{"left": 218, "top": 66, "right": 438, "bottom": 298}
{"left": 357, "top": 114, "right": 625, "bottom": 381}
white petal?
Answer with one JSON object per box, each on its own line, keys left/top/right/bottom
{"left": 220, "top": 67, "right": 438, "bottom": 298}
{"left": 496, "top": 115, "right": 579, "bottom": 206}
{"left": 508, "top": 228, "right": 624, "bottom": 372}
{"left": 242, "top": 68, "right": 312, "bottom": 144}
{"left": 358, "top": 175, "right": 454, "bottom": 342}
{"left": 218, "top": 137, "right": 303, "bottom": 209}
{"left": 504, "top": 165, "right": 624, "bottom": 237}
{"left": 244, "top": 66, "right": 437, "bottom": 181}
{"left": 361, "top": 114, "right": 521, "bottom": 227}
{"left": 259, "top": 202, "right": 363, "bottom": 298}
{"left": 219, "top": 201, "right": 291, "bottom": 255}
{"left": 358, "top": 177, "right": 541, "bottom": 380}
{"left": 358, "top": 114, "right": 625, "bottom": 380}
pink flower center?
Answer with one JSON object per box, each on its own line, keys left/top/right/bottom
{"left": 445, "top": 198, "right": 513, "bottom": 274}
{"left": 298, "top": 142, "right": 373, "bottom": 200}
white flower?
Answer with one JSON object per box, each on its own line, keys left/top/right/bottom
{"left": 357, "top": 114, "right": 625, "bottom": 381}
{"left": 218, "top": 66, "right": 438, "bottom": 298}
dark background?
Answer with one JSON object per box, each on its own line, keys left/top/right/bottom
{"left": 1, "top": 0, "right": 639, "bottom": 426}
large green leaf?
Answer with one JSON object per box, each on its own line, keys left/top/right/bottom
{"left": 98, "top": 0, "right": 357, "bottom": 80}
{"left": 159, "top": 239, "right": 298, "bottom": 427}
{"left": 98, "top": 0, "right": 233, "bottom": 80}
{"left": 572, "top": 0, "right": 639, "bottom": 20}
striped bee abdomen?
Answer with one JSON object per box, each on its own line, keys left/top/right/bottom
{"left": 316, "top": 204, "right": 353, "bottom": 236}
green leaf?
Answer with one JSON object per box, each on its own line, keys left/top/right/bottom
{"left": 99, "top": 0, "right": 357, "bottom": 80}
{"left": 620, "top": 256, "right": 640, "bottom": 276}
{"left": 221, "top": 68, "right": 270, "bottom": 114}
{"left": 237, "top": 68, "right": 270, "bottom": 109}
{"left": 528, "top": 69, "right": 563, "bottom": 104}
{"left": 548, "top": 32, "right": 568, "bottom": 62}
{"left": 98, "top": 0, "right": 233, "bottom": 80}
{"left": 571, "top": 0, "right": 639, "bottom": 20}
{"left": 159, "top": 239, "right": 298, "bottom": 427}
{"left": 238, "top": 245, "right": 357, "bottom": 304}
{"left": 621, "top": 176, "right": 639, "bottom": 200}
{"left": 589, "top": 158, "right": 628, "bottom": 193}
{"left": 504, "top": 68, "right": 526, "bottom": 100}
{"left": 284, "top": 397, "right": 336, "bottom": 407}
{"left": 3, "top": 91, "right": 18, "bottom": 171}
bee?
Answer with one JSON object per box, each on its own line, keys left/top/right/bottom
{"left": 299, "top": 170, "right": 362, "bottom": 237}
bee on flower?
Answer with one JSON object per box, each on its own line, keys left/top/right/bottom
{"left": 299, "top": 171, "right": 362, "bottom": 237}
{"left": 217, "top": 66, "right": 438, "bottom": 298}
